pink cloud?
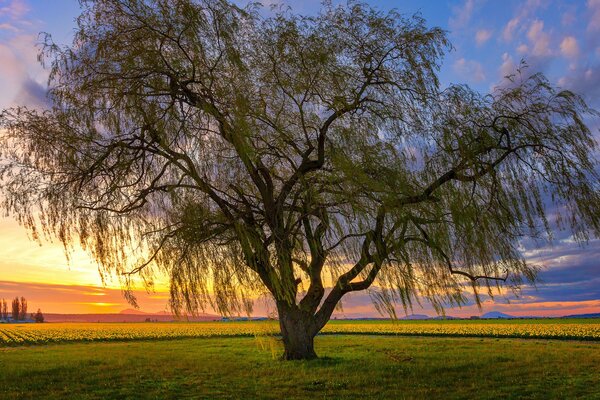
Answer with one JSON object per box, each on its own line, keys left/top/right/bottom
{"left": 588, "top": 0, "right": 600, "bottom": 31}
{"left": 527, "top": 20, "right": 552, "bottom": 57}
{"left": 0, "top": 41, "right": 28, "bottom": 104}
{"left": 0, "top": 280, "right": 173, "bottom": 314}
{"left": 0, "top": 0, "right": 48, "bottom": 110}
{"left": 0, "top": 0, "right": 28, "bottom": 20}
{"left": 499, "top": 52, "right": 517, "bottom": 79}
{"left": 560, "top": 36, "right": 580, "bottom": 59}
{"left": 517, "top": 43, "right": 529, "bottom": 54}
{"left": 0, "top": 22, "right": 17, "bottom": 31}
{"left": 475, "top": 29, "right": 492, "bottom": 46}
{"left": 330, "top": 289, "right": 600, "bottom": 319}
{"left": 501, "top": 0, "right": 546, "bottom": 42}
{"left": 449, "top": 0, "right": 477, "bottom": 30}
{"left": 1, "top": 278, "right": 598, "bottom": 318}
{"left": 503, "top": 18, "right": 520, "bottom": 42}
{"left": 0, "top": 39, "right": 47, "bottom": 109}
{"left": 453, "top": 57, "right": 486, "bottom": 83}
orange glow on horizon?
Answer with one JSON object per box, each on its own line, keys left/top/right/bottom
{"left": 0, "top": 217, "right": 170, "bottom": 291}
{"left": 0, "top": 277, "right": 598, "bottom": 318}
{"left": 0, "top": 215, "right": 598, "bottom": 317}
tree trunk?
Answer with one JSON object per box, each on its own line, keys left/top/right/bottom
{"left": 277, "top": 302, "right": 318, "bottom": 360}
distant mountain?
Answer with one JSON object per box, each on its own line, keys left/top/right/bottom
{"left": 433, "top": 315, "right": 460, "bottom": 320}
{"left": 119, "top": 308, "right": 148, "bottom": 315}
{"left": 401, "top": 314, "right": 431, "bottom": 320}
{"left": 562, "top": 313, "right": 600, "bottom": 319}
{"left": 481, "top": 311, "right": 516, "bottom": 319}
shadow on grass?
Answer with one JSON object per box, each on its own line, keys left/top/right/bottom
{"left": 277, "top": 355, "right": 343, "bottom": 366}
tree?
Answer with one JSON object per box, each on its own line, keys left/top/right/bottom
{"left": 19, "top": 297, "right": 28, "bottom": 321}
{"left": 11, "top": 297, "right": 20, "bottom": 321}
{"left": 0, "top": 0, "right": 599, "bottom": 359}
{"left": 1, "top": 298, "right": 7, "bottom": 320}
{"left": 34, "top": 309, "right": 44, "bottom": 323}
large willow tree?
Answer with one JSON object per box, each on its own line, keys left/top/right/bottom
{"left": 1, "top": 0, "right": 599, "bottom": 359}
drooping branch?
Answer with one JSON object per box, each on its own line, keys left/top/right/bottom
{"left": 0, "top": 1, "right": 597, "bottom": 345}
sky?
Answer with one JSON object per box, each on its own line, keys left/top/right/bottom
{"left": 0, "top": 0, "right": 599, "bottom": 317}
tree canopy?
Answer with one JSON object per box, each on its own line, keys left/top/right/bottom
{"left": 1, "top": 0, "right": 599, "bottom": 359}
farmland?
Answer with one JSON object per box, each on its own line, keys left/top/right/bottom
{"left": 1, "top": 319, "right": 599, "bottom": 346}
{"left": 1, "top": 335, "right": 599, "bottom": 399}
{"left": 1, "top": 320, "right": 599, "bottom": 399}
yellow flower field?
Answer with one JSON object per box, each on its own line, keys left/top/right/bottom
{"left": 1, "top": 319, "right": 599, "bottom": 346}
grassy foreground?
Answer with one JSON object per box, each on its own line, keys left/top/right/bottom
{"left": 1, "top": 335, "right": 599, "bottom": 399}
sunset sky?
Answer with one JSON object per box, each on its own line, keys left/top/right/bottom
{"left": 0, "top": 0, "right": 599, "bottom": 317}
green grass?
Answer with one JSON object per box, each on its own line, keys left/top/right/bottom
{"left": 1, "top": 335, "right": 599, "bottom": 399}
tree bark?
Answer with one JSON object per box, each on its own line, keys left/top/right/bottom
{"left": 277, "top": 302, "right": 318, "bottom": 360}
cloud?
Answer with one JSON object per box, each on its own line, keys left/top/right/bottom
{"left": 13, "top": 77, "right": 49, "bottom": 110}
{"left": 475, "top": 29, "right": 492, "bottom": 46}
{"left": 0, "top": 3, "right": 48, "bottom": 110}
{"left": 520, "top": 235, "right": 600, "bottom": 302}
{"left": 327, "top": 286, "right": 600, "bottom": 318}
{"left": 501, "top": 0, "right": 546, "bottom": 42}
{"left": 560, "top": 36, "right": 579, "bottom": 59}
{"left": 453, "top": 57, "right": 486, "bottom": 83}
{"left": 517, "top": 43, "right": 529, "bottom": 54}
{"left": 496, "top": 51, "right": 552, "bottom": 88}
{"left": 499, "top": 52, "right": 517, "bottom": 78}
{"left": 588, "top": 0, "right": 600, "bottom": 32}
{"left": 259, "top": 0, "right": 284, "bottom": 7}
{"left": 0, "top": 40, "right": 29, "bottom": 106}
{"left": 321, "top": 233, "right": 600, "bottom": 317}
{"left": 526, "top": 20, "right": 552, "bottom": 57}
{"left": 0, "top": 280, "right": 173, "bottom": 314}
{"left": 0, "top": 0, "right": 29, "bottom": 20}
{"left": 0, "top": 21, "right": 17, "bottom": 31}
{"left": 484, "top": 299, "right": 600, "bottom": 316}
{"left": 503, "top": 18, "right": 520, "bottom": 42}
{"left": 558, "top": 64, "right": 600, "bottom": 100}
{"left": 449, "top": 0, "right": 477, "bottom": 30}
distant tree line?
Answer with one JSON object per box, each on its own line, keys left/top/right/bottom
{"left": 0, "top": 297, "right": 43, "bottom": 323}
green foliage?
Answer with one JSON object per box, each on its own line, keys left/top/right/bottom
{"left": 0, "top": 299, "right": 8, "bottom": 320}
{"left": 10, "top": 297, "right": 19, "bottom": 321}
{"left": 0, "top": 0, "right": 599, "bottom": 354}
{"left": 34, "top": 309, "right": 44, "bottom": 323}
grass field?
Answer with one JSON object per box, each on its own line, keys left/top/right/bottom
{"left": 1, "top": 335, "right": 599, "bottom": 399}
{"left": 1, "top": 319, "right": 600, "bottom": 346}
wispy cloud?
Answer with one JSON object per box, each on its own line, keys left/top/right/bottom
{"left": 475, "top": 29, "right": 492, "bottom": 46}
{"left": 558, "top": 65, "right": 600, "bottom": 101}
{"left": 0, "top": 22, "right": 18, "bottom": 31}
{"left": 503, "top": 17, "right": 521, "bottom": 42}
{"left": 449, "top": 0, "right": 478, "bottom": 30}
{"left": 588, "top": 0, "right": 600, "bottom": 32}
{"left": 527, "top": 19, "right": 552, "bottom": 57}
{"left": 0, "top": 0, "right": 29, "bottom": 20}
{"left": 453, "top": 57, "right": 486, "bottom": 83}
